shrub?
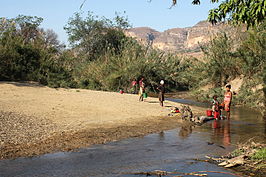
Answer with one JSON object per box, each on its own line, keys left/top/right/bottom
{"left": 251, "top": 148, "right": 266, "bottom": 160}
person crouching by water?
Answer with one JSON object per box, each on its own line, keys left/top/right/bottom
{"left": 223, "top": 85, "right": 233, "bottom": 119}
{"left": 157, "top": 80, "right": 165, "bottom": 107}
{"left": 138, "top": 77, "right": 145, "bottom": 102}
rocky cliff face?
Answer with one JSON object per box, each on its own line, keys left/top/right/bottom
{"left": 126, "top": 21, "right": 234, "bottom": 53}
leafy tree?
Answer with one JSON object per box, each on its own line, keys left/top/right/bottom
{"left": 200, "top": 33, "right": 241, "bottom": 87}
{"left": 0, "top": 16, "right": 43, "bottom": 80}
{"left": 0, "top": 15, "right": 75, "bottom": 87}
{"left": 39, "top": 28, "right": 65, "bottom": 51}
{"left": 208, "top": 0, "right": 266, "bottom": 27}
{"left": 13, "top": 15, "right": 43, "bottom": 44}
{"left": 64, "top": 12, "right": 130, "bottom": 61}
{"left": 236, "top": 22, "right": 266, "bottom": 77}
{"left": 160, "top": 0, "right": 265, "bottom": 27}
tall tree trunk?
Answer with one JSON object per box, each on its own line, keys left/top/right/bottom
{"left": 263, "top": 67, "right": 266, "bottom": 119}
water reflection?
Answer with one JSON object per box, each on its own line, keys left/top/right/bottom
{"left": 211, "top": 120, "right": 231, "bottom": 147}
{"left": 179, "top": 123, "right": 193, "bottom": 139}
{"left": 178, "top": 119, "right": 232, "bottom": 146}
{"left": 159, "top": 131, "right": 165, "bottom": 140}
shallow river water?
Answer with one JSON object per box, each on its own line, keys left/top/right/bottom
{"left": 0, "top": 99, "right": 265, "bottom": 177}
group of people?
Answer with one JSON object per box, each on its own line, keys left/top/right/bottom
{"left": 131, "top": 78, "right": 165, "bottom": 107}
{"left": 132, "top": 78, "right": 233, "bottom": 118}
{"left": 212, "top": 85, "right": 233, "bottom": 119}
{"left": 131, "top": 77, "right": 146, "bottom": 101}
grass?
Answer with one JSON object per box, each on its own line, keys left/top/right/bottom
{"left": 251, "top": 148, "right": 266, "bottom": 160}
{"left": 231, "top": 148, "right": 245, "bottom": 157}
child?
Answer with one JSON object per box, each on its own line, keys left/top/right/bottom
{"left": 223, "top": 85, "right": 232, "bottom": 119}
{"left": 212, "top": 95, "right": 220, "bottom": 119}
{"left": 170, "top": 107, "right": 180, "bottom": 113}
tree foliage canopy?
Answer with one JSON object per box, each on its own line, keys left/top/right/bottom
{"left": 64, "top": 12, "right": 130, "bottom": 61}
{"left": 0, "top": 15, "right": 74, "bottom": 87}
{"left": 208, "top": 0, "right": 266, "bottom": 27}
{"left": 172, "top": 0, "right": 266, "bottom": 27}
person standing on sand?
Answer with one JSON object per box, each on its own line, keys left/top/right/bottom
{"left": 223, "top": 85, "right": 232, "bottom": 119}
{"left": 131, "top": 78, "right": 137, "bottom": 94}
{"left": 157, "top": 80, "right": 165, "bottom": 107}
{"left": 138, "top": 78, "right": 145, "bottom": 102}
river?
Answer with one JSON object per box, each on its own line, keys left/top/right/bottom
{"left": 0, "top": 98, "right": 265, "bottom": 177}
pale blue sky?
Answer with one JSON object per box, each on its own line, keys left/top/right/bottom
{"left": 0, "top": 0, "right": 219, "bottom": 44}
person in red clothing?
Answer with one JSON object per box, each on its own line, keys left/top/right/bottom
{"left": 131, "top": 78, "right": 137, "bottom": 94}
{"left": 223, "top": 85, "right": 233, "bottom": 119}
{"left": 139, "top": 77, "right": 144, "bottom": 87}
{"left": 212, "top": 95, "right": 220, "bottom": 119}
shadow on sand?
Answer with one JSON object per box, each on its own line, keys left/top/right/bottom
{"left": 0, "top": 81, "right": 45, "bottom": 88}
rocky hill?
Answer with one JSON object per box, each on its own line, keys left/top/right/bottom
{"left": 125, "top": 21, "right": 234, "bottom": 53}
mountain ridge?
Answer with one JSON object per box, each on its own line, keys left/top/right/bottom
{"left": 125, "top": 21, "right": 234, "bottom": 54}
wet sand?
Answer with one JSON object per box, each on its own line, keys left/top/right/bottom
{"left": 0, "top": 82, "right": 204, "bottom": 159}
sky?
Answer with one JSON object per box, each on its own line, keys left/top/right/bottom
{"left": 0, "top": 0, "right": 219, "bottom": 45}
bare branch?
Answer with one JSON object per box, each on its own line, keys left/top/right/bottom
{"left": 80, "top": 0, "right": 86, "bottom": 10}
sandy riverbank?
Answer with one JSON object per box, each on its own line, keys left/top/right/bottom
{"left": 0, "top": 82, "right": 204, "bottom": 159}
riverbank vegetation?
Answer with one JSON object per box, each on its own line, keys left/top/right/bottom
{"left": 189, "top": 22, "right": 265, "bottom": 114}
{"left": 0, "top": 12, "right": 265, "bottom": 113}
{"left": 0, "top": 13, "right": 193, "bottom": 91}
{"left": 0, "top": 15, "right": 74, "bottom": 88}
{"left": 209, "top": 141, "right": 266, "bottom": 176}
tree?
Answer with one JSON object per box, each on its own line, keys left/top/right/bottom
{"left": 200, "top": 33, "right": 240, "bottom": 87}
{"left": 64, "top": 12, "right": 130, "bottom": 61}
{"left": 207, "top": 0, "right": 266, "bottom": 27}
{"left": 14, "top": 15, "right": 43, "bottom": 44}
{"left": 171, "top": 0, "right": 266, "bottom": 27}
{"left": 0, "top": 15, "right": 43, "bottom": 80}
{"left": 39, "top": 28, "right": 65, "bottom": 51}
{"left": 0, "top": 15, "right": 74, "bottom": 87}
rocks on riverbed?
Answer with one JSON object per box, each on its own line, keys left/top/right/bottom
{"left": 206, "top": 141, "right": 266, "bottom": 176}
{"left": 218, "top": 155, "right": 246, "bottom": 168}
{"left": 0, "top": 111, "right": 59, "bottom": 159}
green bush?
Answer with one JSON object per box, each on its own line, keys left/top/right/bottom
{"left": 0, "top": 16, "right": 76, "bottom": 88}
{"left": 73, "top": 39, "right": 194, "bottom": 92}
{"left": 251, "top": 148, "right": 266, "bottom": 160}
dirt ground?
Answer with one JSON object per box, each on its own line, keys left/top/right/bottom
{"left": 0, "top": 82, "right": 204, "bottom": 159}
